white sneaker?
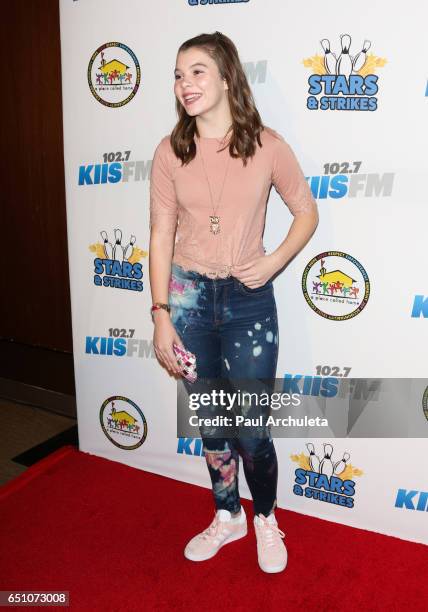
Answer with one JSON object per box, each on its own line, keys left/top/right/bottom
{"left": 254, "top": 513, "right": 287, "bottom": 573}
{"left": 184, "top": 507, "right": 247, "bottom": 561}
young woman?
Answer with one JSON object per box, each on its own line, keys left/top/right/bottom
{"left": 149, "top": 32, "right": 318, "bottom": 574}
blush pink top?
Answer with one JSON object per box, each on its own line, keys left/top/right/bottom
{"left": 149, "top": 127, "right": 317, "bottom": 279}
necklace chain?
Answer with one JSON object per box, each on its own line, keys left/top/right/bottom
{"left": 197, "top": 132, "right": 232, "bottom": 235}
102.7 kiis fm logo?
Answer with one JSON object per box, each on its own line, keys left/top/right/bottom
{"left": 85, "top": 328, "right": 156, "bottom": 359}
{"left": 89, "top": 228, "right": 147, "bottom": 292}
{"left": 303, "top": 34, "right": 387, "bottom": 111}
{"left": 78, "top": 150, "right": 151, "bottom": 186}
{"left": 306, "top": 159, "right": 394, "bottom": 200}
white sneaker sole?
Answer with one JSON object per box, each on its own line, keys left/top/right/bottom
{"left": 258, "top": 554, "right": 288, "bottom": 573}
{"left": 184, "top": 526, "right": 248, "bottom": 562}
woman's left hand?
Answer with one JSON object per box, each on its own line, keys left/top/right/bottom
{"left": 232, "top": 254, "right": 280, "bottom": 289}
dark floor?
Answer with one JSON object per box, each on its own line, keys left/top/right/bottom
{"left": 0, "top": 340, "right": 78, "bottom": 487}
{"left": 0, "top": 398, "right": 78, "bottom": 486}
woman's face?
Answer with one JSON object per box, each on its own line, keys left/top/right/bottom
{"left": 174, "top": 47, "right": 228, "bottom": 117}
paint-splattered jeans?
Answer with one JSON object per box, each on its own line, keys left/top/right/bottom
{"left": 169, "top": 262, "right": 279, "bottom": 517}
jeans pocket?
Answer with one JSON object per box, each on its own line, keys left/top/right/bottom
{"left": 234, "top": 278, "right": 273, "bottom": 297}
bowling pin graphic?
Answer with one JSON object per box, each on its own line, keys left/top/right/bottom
{"left": 113, "top": 228, "right": 124, "bottom": 262}
{"left": 319, "top": 443, "right": 335, "bottom": 477}
{"left": 320, "top": 39, "right": 337, "bottom": 75}
{"left": 336, "top": 34, "right": 354, "bottom": 77}
{"left": 306, "top": 443, "right": 321, "bottom": 472}
{"left": 352, "top": 40, "right": 371, "bottom": 73}
{"left": 100, "top": 230, "right": 114, "bottom": 259}
{"left": 123, "top": 235, "right": 136, "bottom": 261}
{"left": 333, "top": 452, "right": 350, "bottom": 476}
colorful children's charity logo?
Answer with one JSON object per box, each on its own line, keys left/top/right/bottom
{"left": 89, "top": 228, "right": 147, "bottom": 292}
{"left": 291, "top": 443, "right": 363, "bottom": 508}
{"left": 303, "top": 34, "right": 387, "bottom": 111}
{"left": 88, "top": 42, "right": 141, "bottom": 107}
{"left": 423, "top": 386, "right": 428, "bottom": 423}
{"left": 302, "top": 251, "right": 370, "bottom": 320}
{"left": 100, "top": 396, "right": 148, "bottom": 450}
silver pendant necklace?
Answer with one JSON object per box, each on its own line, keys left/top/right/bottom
{"left": 197, "top": 133, "right": 232, "bottom": 235}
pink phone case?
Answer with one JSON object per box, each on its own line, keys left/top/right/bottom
{"left": 173, "top": 343, "right": 197, "bottom": 383}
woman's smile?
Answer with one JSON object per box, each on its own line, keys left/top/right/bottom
{"left": 182, "top": 92, "right": 203, "bottom": 107}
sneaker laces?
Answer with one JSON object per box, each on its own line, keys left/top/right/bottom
{"left": 256, "top": 514, "right": 285, "bottom": 549}
{"left": 199, "top": 514, "right": 222, "bottom": 541}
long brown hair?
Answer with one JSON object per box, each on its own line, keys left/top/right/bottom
{"left": 171, "top": 31, "right": 264, "bottom": 167}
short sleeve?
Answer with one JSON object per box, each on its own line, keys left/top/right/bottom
{"left": 149, "top": 137, "right": 178, "bottom": 235}
{"left": 271, "top": 135, "right": 318, "bottom": 217}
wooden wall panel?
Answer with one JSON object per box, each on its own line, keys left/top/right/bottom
{"left": 1, "top": 0, "right": 72, "bottom": 351}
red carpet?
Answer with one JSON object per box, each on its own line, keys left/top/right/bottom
{"left": 0, "top": 446, "right": 426, "bottom": 611}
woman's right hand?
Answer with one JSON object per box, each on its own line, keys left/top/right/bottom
{"left": 153, "top": 312, "right": 185, "bottom": 377}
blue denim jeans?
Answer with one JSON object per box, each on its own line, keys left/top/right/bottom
{"left": 169, "top": 262, "right": 279, "bottom": 516}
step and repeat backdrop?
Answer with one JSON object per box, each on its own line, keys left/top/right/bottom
{"left": 59, "top": 0, "right": 428, "bottom": 545}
